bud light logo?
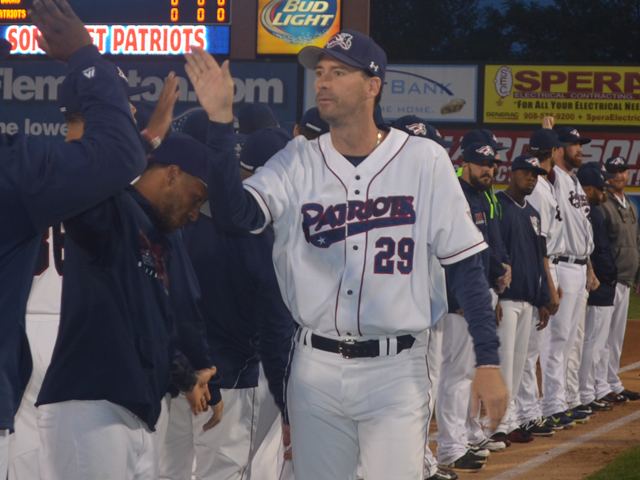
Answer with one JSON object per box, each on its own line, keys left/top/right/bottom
{"left": 260, "top": 0, "right": 339, "bottom": 44}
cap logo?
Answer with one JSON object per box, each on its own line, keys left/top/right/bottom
{"left": 492, "top": 134, "right": 499, "bottom": 143}
{"left": 611, "top": 157, "right": 625, "bottom": 165}
{"left": 525, "top": 156, "right": 541, "bottom": 168}
{"left": 327, "top": 32, "right": 353, "bottom": 51}
{"left": 406, "top": 122, "right": 427, "bottom": 136}
{"left": 82, "top": 67, "right": 96, "bottom": 79}
{"left": 475, "top": 145, "right": 495, "bottom": 157}
{"left": 369, "top": 61, "right": 379, "bottom": 72}
{"left": 570, "top": 128, "right": 580, "bottom": 137}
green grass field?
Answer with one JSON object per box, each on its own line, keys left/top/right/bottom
{"left": 628, "top": 291, "right": 640, "bottom": 320}
{"left": 586, "top": 446, "right": 640, "bottom": 480}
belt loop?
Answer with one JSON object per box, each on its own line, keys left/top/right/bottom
{"left": 303, "top": 328, "right": 312, "bottom": 347}
{"left": 388, "top": 337, "right": 398, "bottom": 356}
{"left": 378, "top": 338, "right": 388, "bottom": 357}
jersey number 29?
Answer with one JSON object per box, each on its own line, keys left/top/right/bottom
{"left": 373, "top": 237, "right": 414, "bottom": 274}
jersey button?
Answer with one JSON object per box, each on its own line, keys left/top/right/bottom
{"left": 355, "top": 189, "right": 360, "bottom": 195}
{"left": 353, "top": 245, "right": 359, "bottom": 251}
{"left": 355, "top": 175, "right": 361, "bottom": 180}
{"left": 347, "top": 289, "right": 353, "bottom": 295}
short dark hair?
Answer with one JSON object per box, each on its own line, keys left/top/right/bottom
{"left": 64, "top": 112, "right": 84, "bottom": 124}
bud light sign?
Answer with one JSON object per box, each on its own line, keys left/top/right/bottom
{"left": 257, "top": 0, "right": 341, "bottom": 55}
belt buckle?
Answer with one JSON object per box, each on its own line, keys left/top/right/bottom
{"left": 338, "top": 338, "right": 357, "bottom": 359}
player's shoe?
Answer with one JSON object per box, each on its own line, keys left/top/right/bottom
{"left": 467, "top": 444, "right": 491, "bottom": 459}
{"left": 589, "top": 399, "right": 613, "bottom": 411}
{"left": 490, "top": 431, "right": 512, "bottom": 447}
{"left": 425, "top": 467, "right": 459, "bottom": 480}
{"left": 621, "top": 389, "right": 640, "bottom": 401}
{"left": 507, "top": 427, "right": 534, "bottom": 443}
{"left": 564, "top": 408, "right": 590, "bottom": 424}
{"left": 471, "top": 437, "right": 507, "bottom": 452}
{"left": 574, "top": 404, "right": 593, "bottom": 416}
{"left": 521, "top": 418, "right": 555, "bottom": 437}
{"left": 546, "top": 412, "right": 575, "bottom": 430}
{"left": 602, "top": 392, "right": 628, "bottom": 404}
{"left": 439, "top": 450, "right": 485, "bottom": 472}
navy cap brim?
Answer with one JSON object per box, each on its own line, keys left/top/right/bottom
{"left": 513, "top": 165, "right": 547, "bottom": 176}
{"left": 299, "top": 46, "right": 366, "bottom": 74}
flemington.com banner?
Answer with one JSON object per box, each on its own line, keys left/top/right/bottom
{"left": 484, "top": 65, "right": 640, "bottom": 126}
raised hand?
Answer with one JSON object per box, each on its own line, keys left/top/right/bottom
{"left": 30, "top": 0, "right": 92, "bottom": 61}
{"left": 145, "top": 72, "right": 180, "bottom": 140}
{"left": 184, "top": 47, "right": 234, "bottom": 124}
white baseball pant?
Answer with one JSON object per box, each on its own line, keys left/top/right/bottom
{"left": 0, "top": 429, "right": 8, "bottom": 480}
{"left": 249, "top": 414, "right": 294, "bottom": 480}
{"left": 423, "top": 322, "right": 442, "bottom": 476}
{"left": 38, "top": 400, "right": 158, "bottom": 480}
{"left": 160, "top": 388, "right": 259, "bottom": 480}
{"left": 540, "top": 263, "right": 587, "bottom": 417}
{"left": 566, "top": 289, "right": 588, "bottom": 409}
{"left": 579, "top": 305, "right": 615, "bottom": 405}
{"left": 434, "top": 313, "right": 475, "bottom": 464}
{"left": 288, "top": 330, "right": 430, "bottom": 480}
{"left": 514, "top": 316, "right": 543, "bottom": 425}
{"left": 606, "top": 283, "right": 631, "bottom": 394}
{"left": 496, "top": 300, "right": 534, "bottom": 434}
{"left": 9, "top": 313, "right": 59, "bottom": 480}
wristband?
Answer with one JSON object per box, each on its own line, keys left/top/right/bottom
{"left": 141, "top": 129, "right": 162, "bottom": 151}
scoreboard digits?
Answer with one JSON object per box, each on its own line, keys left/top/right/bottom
{"left": 168, "top": 0, "right": 228, "bottom": 24}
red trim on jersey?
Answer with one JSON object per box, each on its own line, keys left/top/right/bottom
{"left": 320, "top": 140, "right": 349, "bottom": 336}
{"left": 356, "top": 135, "right": 410, "bottom": 335}
{"left": 438, "top": 240, "right": 486, "bottom": 261}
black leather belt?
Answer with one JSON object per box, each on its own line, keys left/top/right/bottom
{"left": 552, "top": 256, "right": 587, "bottom": 265}
{"left": 310, "top": 334, "right": 415, "bottom": 359}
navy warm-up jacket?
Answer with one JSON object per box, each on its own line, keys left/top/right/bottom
{"left": 0, "top": 46, "right": 145, "bottom": 431}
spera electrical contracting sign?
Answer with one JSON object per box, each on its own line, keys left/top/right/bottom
{"left": 484, "top": 65, "right": 640, "bottom": 126}
{"left": 257, "top": 0, "right": 341, "bottom": 55}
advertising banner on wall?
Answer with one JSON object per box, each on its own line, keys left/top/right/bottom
{"left": 0, "top": 60, "right": 298, "bottom": 138}
{"left": 257, "top": 0, "right": 341, "bottom": 55}
{"left": 304, "top": 64, "right": 478, "bottom": 123}
{"left": 484, "top": 65, "right": 640, "bottom": 126}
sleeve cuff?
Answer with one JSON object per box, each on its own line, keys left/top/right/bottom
{"left": 439, "top": 241, "right": 488, "bottom": 266}
{"left": 244, "top": 184, "right": 272, "bottom": 233}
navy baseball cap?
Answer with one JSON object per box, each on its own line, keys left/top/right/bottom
{"left": 529, "top": 128, "right": 563, "bottom": 151}
{"left": 461, "top": 129, "right": 507, "bottom": 152}
{"left": 298, "top": 30, "right": 387, "bottom": 80}
{"left": 148, "top": 133, "right": 211, "bottom": 186}
{"left": 298, "top": 107, "right": 329, "bottom": 135}
{"left": 604, "top": 155, "right": 629, "bottom": 173}
{"left": 554, "top": 126, "right": 591, "bottom": 145}
{"left": 511, "top": 154, "right": 548, "bottom": 176}
{"left": 239, "top": 127, "right": 291, "bottom": 172}
{"left": 463, "top": 143, "right": 498, "bottom": 165}
{"left": 577, "top": 162, "right": 607, "bottom": 189}
{"left": 237, "top": 103, "right": 279, "bottom": 135}
{"left": 0, "top": 38, "right": 10, "bottom": 59}
{"left": 391, "top": 115, "right": 452, "bottom": 149}
{"left": 59, "top": 66, "right": 153, "bottom": 115}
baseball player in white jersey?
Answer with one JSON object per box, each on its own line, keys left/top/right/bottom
{"left": 8, "top": 226, "right": 62, "bottom": 480}
{"left": 514, "top": 128, "right": 564, "bottom": 434}
{"left": 539, "top": 125, "right": 597, "bottom": 426}
{"left": 184, "top": 30, "right": 508, "bottom": 480}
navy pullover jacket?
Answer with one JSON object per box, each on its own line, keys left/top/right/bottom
{"left": 588, "top": 204, "right": 617, "bottom": 306}
{"left": 497, "top": 191, "right": 550, "bottom": 307}
{"left": 0, "top": 46, "right": 145, "bottom": 431}
{"left": 182, "top": 216, "right": 295, "bottom": 413}
{"left": 37, "top": 188, "right": 213, "bottom": 430}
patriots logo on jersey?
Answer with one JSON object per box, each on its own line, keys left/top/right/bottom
{"left": 301, "top": 195, "right": 416, "bottom": 248}
{"left": 327, "top": 32, "right": 353, "bottom": 50}
{"left": 569, "top": 190, "right": 589, "bottom": 209}
{"left": 137, "top": 230, "right": 169, "bottom": 293}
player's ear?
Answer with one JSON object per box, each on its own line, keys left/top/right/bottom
{"left": 166, "top": 164, "right": 180, "bottom": 186}
{"left": 367, "top": 76, "right": 382, "bottom": 100}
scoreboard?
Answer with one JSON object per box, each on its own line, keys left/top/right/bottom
{"left": 0, "top": 0, "right": 231, "bottom": 55}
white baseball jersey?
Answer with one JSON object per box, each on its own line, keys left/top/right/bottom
{"left": 243, "top": 128, "right": 486, "bottom": 337}
{"left": 552, "top": 166, "right": 594, "bottom": 258}
{"left": 528, "top": 176, "right": 565, "bottom": 257}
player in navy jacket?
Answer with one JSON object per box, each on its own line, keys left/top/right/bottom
{"left": 160, "top": 125, "right": 295, "bottom": 480}
{"left": 494, "top": 155, "right": 551, "bottom": 444}
{"left": 576, "top": 162, "right": 618, "bottom": 412}
{"left": 36, "top": 134, "right": 217, "bottom": 480}
{"left": 0, "top": 3, "right": 145, "bottom": 473}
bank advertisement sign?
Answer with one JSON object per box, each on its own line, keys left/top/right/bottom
{"left": 257, "top": 0, "right": 341, "bottom": 55}
{"left": 304, "top": 64, "right": 478, "bottom": 123}
{"left": 484, "top": 65, "right": 640, "bottom": 126}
